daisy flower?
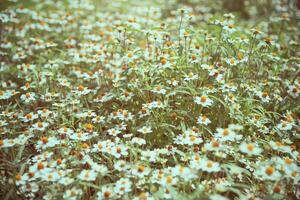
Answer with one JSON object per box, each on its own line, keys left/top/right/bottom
{"left": 63, "top": 188, "right": 83, "bottom": 200}
{"left": 184, "top": 72, "right": 198, "bottom": 81}
{"left": 197, "top": 115, "right": 211, "bottom": 125}
{"left": 276, "top": 120, "right": 293, "bottom": 131}
{"left": 166, "top": 78, "right": 179, "bottom": 86}
{"left": 20, "top": 92, "right": 36, "bottom": 103}
{"left": 131, "top": 164, "right": 150, "bottom": 178}
{"left": 226, "top": 57, "right": 238, "bottom": 66}
{"left": 133, "top": 192, "right": 154, "bottom": 200}
{"left": 114, "top": 178, "right": 132, "bottom": 196}
{"left": 214, "top": 127, "right": 241, "bottom": 142}
{"left": 97, "top": 185, "right": 115, "bottom": 200}
{"left": 255, "top": 165, "right": 281, "bottom": 181}
{"left": 287, "top": 84, "right": 299, "bottom": 98}
{"left": 92, "top": 115, "right": 106, "bottom": 124}
{"left": 111, "top": 145, "right": 128, "bottom": 158}
{"left": 131, "top": 137, "right": 146, "bottom": 146}
{"left": 256, "top": 91, "right": 271, "bottom": 103}
{"left": 160, "top": 175, "right": 178, "bottom": 187}
{"left": 199, "top": 159, "right": 221, "bottom": 173}
{"left": 194, "top": 95, "right": 213, "bottom": 107}
{"left": 36, "top": 136, "right": 60, "bottom": 149}
{"left": 239, "top": 142, "right": 263, "bottom": 156}
{"left": 107, "top": 128, "right": 121, "bottom": 136}
{"left": 137, "top": 126, "right": 152, "bottom": 134}
{"left": 31, "top": 121, "right": 49, "bottom": 131}
{"left": 20, "top": 112, "right": 39, "bottom": 122}
{"left": 74, "top": 84, "right": 91, "bottom": 96}
{"left": 151, "top": 85, "right": 167, "bottom": 95}
{"left": 114, "top": 160, "right": 130, "bottom": 172}
{"left": 77, "top": 170, "right": 97, "bottom": 181}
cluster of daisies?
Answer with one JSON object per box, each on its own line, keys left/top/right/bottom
{"left": 0, "top": 0, "right": 299, "bottom": 199}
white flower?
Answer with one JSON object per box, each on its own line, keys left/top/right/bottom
{"left": 63, "top": 188, "right": 83, "bottom": 200}
{"left": 131, "top": 137, "right": 146, "bottom": 146}
{"left": 276, "top": 120, "right": 293, "bottom": 131}
{"left": 107, "top": 128, "right": 121, "bottom": 136}
{"left": 114, "top": 178, "right": 132, "bottom": 196}
{"left": 197, "top": 115, "right": 211, "bottom": 125}
{"left": 97, "top": 186, "right": 115, "bottom": 200}
{"left": 77, "top": 170, "right": 97, "bottom": 181}
{"left": 256, "top": 91, "right": 271, "bottom": 103}
{"left": 31, "top": 121, "right": 49, "bottom": 131}
{"left": 239, "top": 142, "right": 263, "bottom": 156}
{"left": 73, "top": 85, "right": 91, "bottom": 96}
{"left": 57, "top": 127, "right": 74, "bottom": 135}
{"left": 214, "top": 128, "right": 239, "bottom": 142}
{"left": 110, "top": 145, "right": 128, "bottom": 158}
{"left": 287, "top": 85, "right": 299, "bottom": 97}
{"left": 172, "top": 165, "right": 196, "bottom": 181}
{"left": 131, "top": 164, "right": 150, "bottom": 178}
{"left": 254, "top": 165, "right": 281, "bottom": 181}
{"left": 92, "top": 116, "right": 106, "bottom": 124}
{"left": 151, "top": 85, "right": 167, "bottom": 94}
{"left": 199, "top": 159, "right": 221, "bottom": 173}
{"left": 167, "top": 78, "right": 179, "bottom": 86}
{"left": 20, "top": 92, "right": 36, "bottom": 103}
{"left": 159, "top": 175, "right": 178, "bottom": 187}
{"left": 133, "top": 192, "right": 154, "bottom": 200}
{"left": 204, "top": 140, "right": 224, "bottom": 152}
{"left": 36, "top": 136, "right": 60, "bottom": 149}
{"left": 184, "top": 72, "right": 198, "bottom": 81}
{"left": 114, "top": 160, "right": 129, "bottom": 171}
{"left": 137, "top": 126, "right": 152, "bottom": 134}
{"left": 194, "top": 95, "right": 213, "bottom": 107}
{"left": 20, "top": 112, "right": 38, "bottom": 122}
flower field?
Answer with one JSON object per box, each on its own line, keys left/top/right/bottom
{"left": 0, "top": 0, "right": 300, "bottom": 199}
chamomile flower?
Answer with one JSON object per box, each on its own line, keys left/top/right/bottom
{"left": 199, "top": 159, "right": 221, "bottom": 173}
{"left": 184, "top": 72, "right": 198, "bottom": 81}
{"left": 197, "top": 115, "right": 211, "bottom": 125}
{"left": 107, "top": 128, "right": 121, "bottom": 136}
{"left": 276, "top": 120, "right": 293, "bottom": 131}
{"left": 226, "top": 57, "right": 238, "bottom": 66}
{"left": 114, "top": 160, "right": 130, "bottom": 172}
{"left": 92, "top": 115, "right": 106, "bottom": 124}
{"left": 160, "top": 175, "right": 178, "bottom": 187}
{"left": 97, "top": 186, "right": 115, "bottom": 200}
{"left": 214, "top": 127, "right": 241, "bottom": 142}
{"left": 166, "top": 78, "right": 179, "bottom": 86}
{"left": 77, "top": 170, "right": 97, "bottom": 181}
{"left": 151, "top": 85, "right": 167, "bottom": 95}
{"left": 287, "top": 85, "right": 299, "bottom": 97}
{"left": 111, "top": 145, "right": 128, "bottom": 158}
{"left": 131, "top": 137, "right": 146, "bottom": 146}
{"left": 63, "top": 188, "right": 83, "bottom": 200}
{"left": 255, "top": 165, "right": 282, "bottom": 181}
{"left": 256, "top": 91, "right": 271, "bottom": 103}
{"left": 20, "top": 92, "right": 36, "bottom": 103}
{"left": 133, "top": 192, "right": 154, "bottom": 200}
{"left": 137, "top": 126, "right": 152, "bottom": 134}
{"left": 31, "top": 121, "right": 49, "bottom": 131}
{"left": 36, "top": 136, "right": 60, "bottom": 149}
{"left": 131, "top": 164, "right": 150, "bottom": 178}
{"left": 239, "top": 142, "right": 263, "bottom": 156}
{"left": 114, "top": 178, "right": 132, "bottom": 196}
{"left": 74, "top": 85, "right": 91, "bottom": 96}
{"left": 194, "top": 95, "right": 213, "bottom": 107}
{"left": 20, "top": 112, "right": 39, "bottom": 122}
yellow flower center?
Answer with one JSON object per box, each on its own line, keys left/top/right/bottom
{"left": 265, "top": 166, "right": 274, "bottom": 176}
{"left": 247, "top": 144, "right": 254, "bottom": 151}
